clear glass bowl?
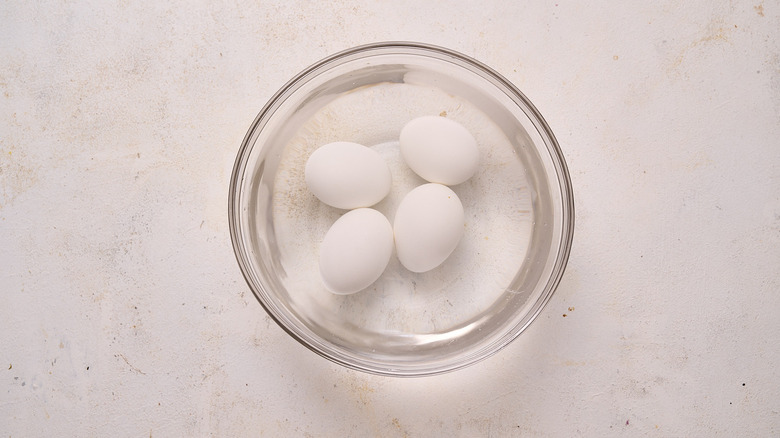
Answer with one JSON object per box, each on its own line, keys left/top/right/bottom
{"left": 229, "top": 42, "right": 574, "bottom": 377}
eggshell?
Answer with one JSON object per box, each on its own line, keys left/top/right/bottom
{"left": 319, "top": 208, "right": 394, "bottom": 295}
{"left": 399, "top": 116, "right": 479, "bottom": 185}
{"left": 393, "top": 183, "right": 465, "bottom": 273}
{"left": 305, "top": 141, "right": 392, "bottom": 209}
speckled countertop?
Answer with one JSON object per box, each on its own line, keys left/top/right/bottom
{"left": 2, "top": 1, "right": 779, "bottom": 436}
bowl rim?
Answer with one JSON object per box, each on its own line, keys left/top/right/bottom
{"left": 228, "top": 41, "right": 575, "bottom": 377}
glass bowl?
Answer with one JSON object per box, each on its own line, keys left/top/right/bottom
{"left": 229, "top": 42, "right": 574, "bottom": 377}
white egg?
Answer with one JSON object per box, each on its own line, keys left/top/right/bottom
{"left": 319, "top": 208, "right": 394, "bottom": 295}
{"left": 393, "top": 183, "right": 465, "bottom": 273}
{"left": 305, "top": 141, "right": 392, "bottom": 209}
{"left": 399, "top": 116, "right": 479, "bottom": 186}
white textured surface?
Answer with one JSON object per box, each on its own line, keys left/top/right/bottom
{"left": 2, "top": 0, "right": 779, "bottom": 436}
